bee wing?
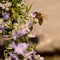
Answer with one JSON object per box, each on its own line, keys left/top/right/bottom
{"left": 41, "top": 13, "right": 48, "bottom": 20}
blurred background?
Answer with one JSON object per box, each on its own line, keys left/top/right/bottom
{"left": 24, "top": 0, "right": 60, "bottom": 60}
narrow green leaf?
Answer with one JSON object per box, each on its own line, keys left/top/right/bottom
{"left": 14, "top": 7, "right": 21, "bottom": 13}
{"left": 27, "top": 4, "right": 32, "bottom": 12}
{"left": 6, "top": 48, "right": 12, "bottom": 50}
{"left": 2, "top": 30, "right": 7, "bottom": 35}
{"left": 27, "top": 47, "right": 33, "bottom": 51}
{"left": 26, "top": 4, "right": 32, "bottom": 13}
{"left": 12, "top": 0, "right": 17, "bottom": 7}
{"left": 26, "top": 36, "right": 29, "bottom": 43}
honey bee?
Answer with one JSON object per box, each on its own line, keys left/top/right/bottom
{"left": 34, "top": 12, "right": 47, "bottom": 25}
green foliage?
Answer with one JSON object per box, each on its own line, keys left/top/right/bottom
{"left": 26, "top": 4, "right": 32, "bottom": 13}
{"left": 27, "top": 46, "right": 33, "bottom": 51}
{"left": 26, "top": 36, "right": 29, "bottom": 43}
{"left": 11, "top": 0, "right": 22, "bottom": 7}
{"left": 18, "top": 54, "right": 24, "bottom": 60}
{"left": 0, "top": 0, "right": 3, "bottom": 2}
{"left": 2, "top": 30, "right": 7, "bottom": 35}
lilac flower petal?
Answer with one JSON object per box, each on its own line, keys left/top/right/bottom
{"left": 12, "top": 35, "right": 17, "bottom": 40}
{"left": 21, "top": 27, "right": 30, "bottom": 36}
{"left": 0, "top": 27, "right": 3, "bottom": 30}
{"left": 14, "top": 43, "right": 29, "bottom": 55}
{"left": 31, "top": 34, "right": 37, "bottom": 38}
{"left": 31, "top": 50, "right": 36, "bottom": 55}
{"left": 2, "top": 12, "right": 9, "bottom": 20}
{"left": 0, "top": 30, "right": 2, "bottom": 33}
{"left": 22, "top": 43, "right": 29, "bottom": 49}
{"left": 12, "top": 32, "right": 18, "bottom": 40}
{"left": 18, "top": 43, "right": 29, "bottom": 50}
{"left": 25, "top": 27, "right": 30, "bottom": 32}
{"left": 16, "top": 30, "right": 21, "bottom": 36}
{"left": 9, "top": 53, "right": 19, "bottom": 60}
{"left": 26, "top": 20, "right": 33, "bottom": 28}
{"left": 9, "top": 41, "right": 16, "bottom": 48}
{"left": 30, "top": 12, "right": 37, "bottom": 18}
{"left": 20, "top": 29, "right": 27, "bottom": 36}
{"left": 14, "top": 47, "right": 24, "bottom": 55}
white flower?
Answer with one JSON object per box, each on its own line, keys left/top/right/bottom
{"left": 17, "top": 4, "right": 21, "bottom": 7}
{"left": 5, "top": 2, "right": 12, "bottom": 7}
{"left": 34, "top": 55, "right": 44, "bottom": 60}
{"left": 40, "top": 57, "right": 44, "bottom": 60}
{"left": 14, "top": 23, "right": 19, "bottom": 30}
{"left": 34, "top": 18, "right": 39, "bottom": 22}
{"left": 5, "top": 7, "right": 9, "bottom": 11}
{"left": 2, "top": 5, "right": 5, "bottom": 9}
{"left": 29, "top": 12, "right": 37, "bottom": 18}
{"left": 28, "top": 33, "right": 37, "bottom": 38}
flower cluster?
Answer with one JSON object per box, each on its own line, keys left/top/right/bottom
{"left": 0, "top": 0, "right": 44, "bottom": 60}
